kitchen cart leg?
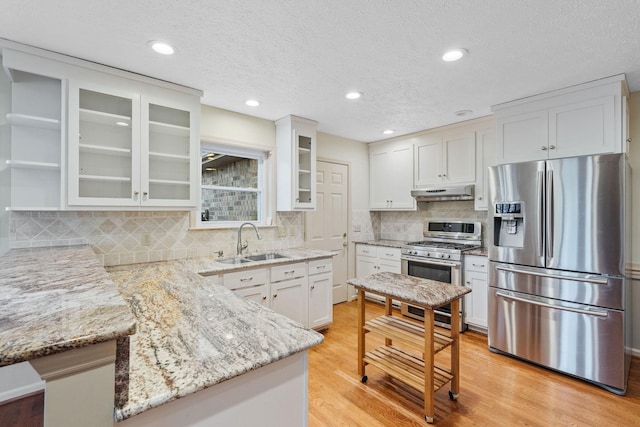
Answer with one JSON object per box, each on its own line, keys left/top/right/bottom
{"left": 357, "top": 289, "right": 366, "bottom": 379}
{"left": 449, "top": 299, "right": 460, "bottom": 400}
{"left": 384, "top": 296, "right": 393, "bottom": 346}
{"left": 424, "top": 308, "right": 435, "bottom": 423}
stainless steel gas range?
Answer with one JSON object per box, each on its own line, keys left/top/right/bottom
{"left": 401, "top": 221, "right": 481, "bottom": 330}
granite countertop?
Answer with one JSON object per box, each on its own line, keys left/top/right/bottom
{"left": 465, "top": 247, "right": 488, "bottom": 257}
{"left": 184, "top": 247, "right": 336, "bottom": 276}
{"left": 347, "top": 272, "right": 471, "bottom": 308}
{"left": 108, "top": 250, "right": 328, "bottom": 421}
{"left": 0, "top": 245, "right": 136, "bottom": 367}
{"left": 354, "top": 239, "right": 407, "bottom": 248}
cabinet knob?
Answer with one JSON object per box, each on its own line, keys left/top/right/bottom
{"left": 549, "top": 145, "right": 556, "bottom": 150}
{"left": 438, "top": 174, "right": 442, "bottom": 177}
{"left": 466, "top": 281, "right": 471, "bottom": 285}
{"left": 133, "top": 191, "right": 139, "bottom": 196}
{"left": 477, "top": 196, "right": 482, "bottom": 200}
{"left": 541, "top": 146, "right": 548, "bottom": 151}
{"left": 262, "top": 296, "right": 267, "bottom": 301}
{"left": 311, "top": 285, "right": 315, "bottom": 290}
{"left": 143, "top": 191, "right": 148, "bottom": 196}
{"left": 442, "top": 174, "right": 447, "bottom": 177}
{"left": 273, "top": 294, "right": 278, "bottom": 298}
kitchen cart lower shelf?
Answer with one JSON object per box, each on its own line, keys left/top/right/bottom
{"left": 348, "top": 272, "right": 470, "bottom": 424}
{"left": 363, "top": 345, "right": 454, "bottom": 392}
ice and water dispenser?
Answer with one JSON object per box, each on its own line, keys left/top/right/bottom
{"left": 493, "top": 202, "right": 525, "bottom": 248}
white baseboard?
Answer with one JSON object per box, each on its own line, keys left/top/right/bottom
{"left": 0, "top": 362, "right": 45, "bottom": 404}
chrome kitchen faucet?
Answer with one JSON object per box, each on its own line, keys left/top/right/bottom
{"left": 237, "top": 222, "right": 263, "bottom": 255}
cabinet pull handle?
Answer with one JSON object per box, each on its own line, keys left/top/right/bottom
{"left": 549, "top": 145, "right": 556, "bottom": 150}
{"left": 472, "top": 263, "right": 485, "bottom": 268}
{"left": 541, "top": 146, "right": 548, "bottom": 151}
{"left": 240, "top": 277, "right": 253, "bottom": 282}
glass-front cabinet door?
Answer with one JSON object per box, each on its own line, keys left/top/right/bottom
{"left": 141, "top": 96, "right": 198, "bottom": 207}
{"left": 68, "top": 81, "right": 141, "bottom": 206}
{"left": 68, "top": 81, "right": 198, "bottom": 208}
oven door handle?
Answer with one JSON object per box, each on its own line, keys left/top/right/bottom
{"left": 402, "top": 257, "right": 460, "bottom": 268}
{"left": 495, "top": 291, "right": 609, "bottom": 317}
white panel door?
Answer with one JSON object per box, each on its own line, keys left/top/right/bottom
{"left": 305, "top": 161, "right": 348, "bottom": 304}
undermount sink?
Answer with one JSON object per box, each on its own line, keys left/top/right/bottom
{"left": 243, "top": 253, "right": 288, "bottom": 262}
{"left": 217, "top": 257, "right": 253, "bottom": 265}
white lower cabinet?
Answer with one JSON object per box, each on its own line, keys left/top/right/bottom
{"left": 270, "top": 263, "right": 308, "bottom": 326}
{"left": 308, "top": 258, "right": 333, "bottom": 330}
{"left": 220, "top": 257, "right": 333, "bottom": 330}
{"left": 235, "top": 284, "right": 269, "bottom": 307}
{"left": 463, "top": 255, "right": 488, "bottom": 330}
{"left": 355, "top": 244, "right": 401, "bottom": 304}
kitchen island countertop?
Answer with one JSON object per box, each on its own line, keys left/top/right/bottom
{"left": 108, "top": 250, "right": 328, "bottom": 421}
{"left": 0, "top": 245, "right": 136, "bottom": 367}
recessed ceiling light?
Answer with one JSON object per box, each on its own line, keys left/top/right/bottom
{"left": 345, "top": 92, "right": 362, "bottom": 100}
{"left": 442, "top": 48, "right": 468, "bottom": 62}
{"left": 205, "top": 168, "right": 216, "bottom": 171}
{"left": 149, "top": 41, "right": 175, "bottom": 55}
{"left": 115, "top": 121, "right": 129, "bottom": 127}
{"left": 454, "top": 110, "right": 473, "bottom": 117}
{"left": 382, "top": 129, "right": 394, "bottom": 135}
{"left": 245, "top": 99, "right": 260, "bottom": 107}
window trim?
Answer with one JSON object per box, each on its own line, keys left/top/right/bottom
{"left": 193, "top": 137, "right": 274, "bottom": 229}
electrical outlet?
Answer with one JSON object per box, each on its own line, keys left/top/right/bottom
{"left": 142, "top": 233, "right": 151, "bottom": 246}
{"left": 353, "top": 224, "right": 362, "bottom": 232}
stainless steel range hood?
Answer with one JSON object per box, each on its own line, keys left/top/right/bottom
{"left": 411, "top": 185, "right": 474, "bottom": 202}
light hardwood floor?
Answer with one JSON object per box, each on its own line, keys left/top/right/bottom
{"left": 308, "top": 300, "right": 640, "bottom": 426}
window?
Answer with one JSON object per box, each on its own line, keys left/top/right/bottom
{"left": 199, "top": 141, "right": 268, "bottom": 226}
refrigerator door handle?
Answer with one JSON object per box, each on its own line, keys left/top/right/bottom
{"left": 495, "top": 265, "right": 609, "bottom": 285}
{"left": 495, "top": 291, "right": 609, "bottom": 317}
{"left": 546, "top": 169, "right": 554, "bottom": 259}
{"left": 537, "top": 170, "right": 545, "bottom": 257}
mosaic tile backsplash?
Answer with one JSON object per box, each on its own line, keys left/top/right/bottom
{"left": 10, "top": 211, "right": 303, "bottom": 266}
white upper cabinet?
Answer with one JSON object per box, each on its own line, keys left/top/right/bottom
{"left": 493, "top": 75, "right": 628, "bottom": 164}
{"left": 68, "top": 80, "right": 199, "bottom": 208}
{"left": 369, "top": 139, "right": 415, "bottom": 210}
{"left": 414, "top": 130, "right": 476, "bottom": 187}
{"left": 276, "top": 115, "right": 318, "bottom": 211}
{"left": 474, "top": 127, "right": 496, "bottom": 211}
{"left": 1, "top": 55, "right": 64, "bottom": 211}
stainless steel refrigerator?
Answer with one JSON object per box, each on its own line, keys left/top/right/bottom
{"left": 488, "top": 153, "right": 632, "bottom": 394}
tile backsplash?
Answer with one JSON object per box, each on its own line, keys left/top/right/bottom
{"left": 10, "top": 211, "right": 303, "bottom": 266}
{"left": 352, "top": 201, "right": 489, "bottom": 246}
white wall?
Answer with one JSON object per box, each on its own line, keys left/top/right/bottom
{"left": 200, "top": 105, "right": 275, "bottom": 148}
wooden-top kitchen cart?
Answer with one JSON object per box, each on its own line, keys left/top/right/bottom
{"left": 347, "top": 272, "right": 471, "bottom": 424}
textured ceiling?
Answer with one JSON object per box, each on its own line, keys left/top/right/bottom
{"left": 2, "top": 0, "right": 640, "bottom": 142}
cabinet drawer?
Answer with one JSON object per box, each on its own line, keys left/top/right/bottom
{"left": 378, "top": 247, "right": 401, "bottom": 262}
{"left": 465, "top": 256, "right": 488, "bottom": 273}
{"left": 223, "top": 268, "right": 268, "bottom": 290}
{"left": 271, "top": 262, "right": 306, "bottom": 282}
{"left": 308, "top": 258, "right": 333, "bottom": 276}
{"left": 356, "top": 244, "right": 377, "bottom": 258}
